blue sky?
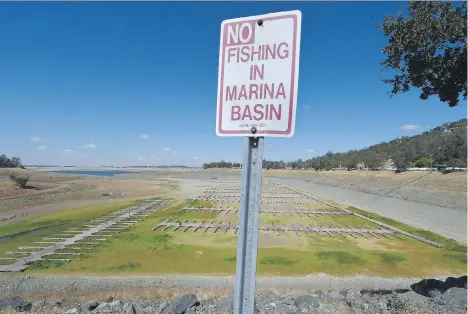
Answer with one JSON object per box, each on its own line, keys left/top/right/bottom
{"left": 0, "top": 2, "right": 466, "bottom": 167}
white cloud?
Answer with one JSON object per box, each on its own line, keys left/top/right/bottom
{"left": 172, "top": 152, "right": 178, "bottom": 155}
{"left": 30, "top": 136, "right": 45, "bottom": 142}
{"left": 63, "top": 149, "right": 78, "bottom": 153}
{"left": 267, "top": 143, "right": 273, "bottom": 147}
{"left": 400, "top": 124, "right": 422, "bottom": 131}
{"left": 307, "top": 149, "right": 314, "bottom": 153}
{"left": 139, "top": 133, "right": 151, "bottom": 140}
{"left": 162, "top": 148, "right": 171, "bottom": 151}
{"left": 38, "top": 146, "right": 47, "bottom": 150}
{"left": 181, "top": 157, "right": 187, "bottom": 160}
{"left": 155, "top": 157, "right": 164, "bottom": 160}
{"left": 193, "top": 157, "right": 199, "bottom": 160}
{"left": 78, "top": 142, "right": 96, "bottom": 149}
{"left": 30, "top": 152, "right": 37, "bottom": 155}
{"left": 137, "top": 157, "right": 145, "bottom": 160}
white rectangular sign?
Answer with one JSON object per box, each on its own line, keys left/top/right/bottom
{"left": 216, "top": 10, "right": 302, "bottom": 138}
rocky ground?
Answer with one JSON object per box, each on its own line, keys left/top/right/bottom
{"left": 0, "top": 276, "right": 466, "bottom": 314}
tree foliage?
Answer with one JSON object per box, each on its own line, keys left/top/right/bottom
{"left": 379, "top": 1, "right": 467, "bottom": 107}
{"left": 202, "top": 160, "right": 241, "bottom": 169}
{"left": 9, "top": 172, "right": 29, "bottom": 188}
{"left": 0, "top": 154, "right": 24, "bottom": 168}
{"left": 203, "top": 119, "right": 467, "bottom": 170}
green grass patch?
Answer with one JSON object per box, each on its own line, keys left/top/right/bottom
{"left": 0, "top": 200, "right": 149, "bottom": 262}
{"left": 224, "top": 256, "right": 236, "bottom": 262}
{"left": 442, "top": 253, "right": 467, "bottom": 264}
{"left": 347, "top": 206, "right": 467, "bottom": 253}
{"left": 18, "top": 199, "right": 467, "bottom": 277}
{"left": 28, "top": 261, "right": 67, "bottom": 270}
{"left": 315, "top": 251, "right": 365, "bottom": 265}
{"left": 377, "top": 253, "right": 407, "bottom": 265}
{"left": 107, "top": 262, "right": 141, "bottom": 272}
{"left": 260, "top": 256, "right": 298, "bottom": 266}
{"left": 0, "top": 200, "right": 144, "bottom": 238}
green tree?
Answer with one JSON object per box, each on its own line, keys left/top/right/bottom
{"left": 379, "top": 2, "right": 467, "bottom": 107}
{"left": 413, "top": 157, "right": 432, "bottom": 168}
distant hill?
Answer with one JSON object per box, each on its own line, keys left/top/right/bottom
{"left": 204, "top": 119, "right": 467, "bottom": 170}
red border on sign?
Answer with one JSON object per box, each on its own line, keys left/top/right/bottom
{"left": 217, "top": 14, "right": 298, "bottom": 135}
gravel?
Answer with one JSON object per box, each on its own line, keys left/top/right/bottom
{"left": 1, "top": 274, "right": 456, "bottom": 296}
{"left": 0, "top": 279, "right": 466, "bottom": 314}
{"left": 0, "top": 275, "right": 466, "bottom": 313}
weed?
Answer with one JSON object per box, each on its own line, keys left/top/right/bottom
{"left": 108, "top": 262, "right": 141, "bottom": 272}
{"left": 28, "top": 261, "right": 67, "bottom": 270}
{"left": 224, "top": 256, "right": 236, "bottom": 262}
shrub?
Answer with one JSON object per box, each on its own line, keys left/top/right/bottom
{"left": 9, "top": 172, "right": 30, "bottom": 188}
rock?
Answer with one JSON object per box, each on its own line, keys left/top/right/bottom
{"left": 411, "top": 276, "right": 468, "bottom": 297}
{"left": 32, "top": 300, "right": 47, "bottom": 309}
{"left": 95, "top": 300, "right": 123, "bottom": 313}
{"left": 445, "top": 276, "right": 467, "bottom": 289}
{"left": 377, "top": 298, "right": 388, "bottom": 312}
{"left": 326, "top": 291, "right": 344, "bottom": 300}
{"left": 0, "top": 296, "right": 32, "bottom": 311}
{"left": 216, "top": 296, "right": 233, "bottom": 313}
{"left": 109, "top": 300, "right": 123, "bottom": 309}
{"left": 342, "top": 289, "right": 359, "bottom": 299}
{"left": 85, "top": 301, "right": 99, "bottom": 311}
{"left": 265, "top": 303, "right": 298, "bottom": 314}
{"left": 123, "top": 303, "right": 136, "bottom": 314}
{"left": 106, "top": 297, "right": 114, "bottom": 303}
{"left": 65, "top": 308, "right": 81, "bottom": 314}
{"left": 386, "top": 291, "right": 432, "bottom": 313}
{"left": 294, "top": 294, "right": 320, "bottom": 309}
{"left": 158, "top": 301, "right": 168, "bottom": 313}
{"left": 101, "top": 190, "right": 114, "bottom": 197}
{"left": 428, "top": 289, "right": 442, "bottom": 298}
{"left": 397, "top": 291, "right": 428, "bottom": 303}
{"left": 185, "top": 308, "right": 197, "bottom": 314}
{"left": 162, "top": 294, "right": 197, "bottom": 314}
{"left": 140, "top": 305, "right": 159, "bottom": 314}
{"left": 411, "top": 278, "right": 445, "bottom": 296}
{"left": 441, "top": 288, "right": 467, "bottom": 303}
{"left": 279, "top": 297, "right": 295, "bottom": 306}
{"left": 199, "top": 298, "right": 216, "bottom": 307}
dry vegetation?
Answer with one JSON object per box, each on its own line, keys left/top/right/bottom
{"left": 0, "top": 168, "right": 176, "bottom": 222}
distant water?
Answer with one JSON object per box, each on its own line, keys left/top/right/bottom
{"left": 47, "top": 170, "right": 139, "bottom": 177}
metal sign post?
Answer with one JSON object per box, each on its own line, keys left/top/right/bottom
{"left": 216, "top": 10, "right": 302, "bottom": 314}
{"left": 234, "top": 136, "right": 264, "bottom": 314}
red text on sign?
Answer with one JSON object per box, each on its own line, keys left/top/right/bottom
{"left": 231, "top": 104, "right": 282, "bottom": 121}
